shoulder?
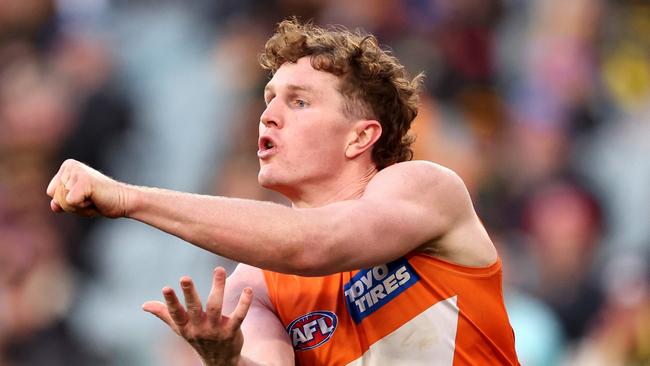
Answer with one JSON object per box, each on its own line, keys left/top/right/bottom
{"left": 375, "top": 160, "right": 463, "bottom": 184}
{"left": 371, "top": 163, "right": 494, "bottom": 266}
{"left": 368, "top": 160, "right": 469, "bottom": 200}
{"left": 364, "top": 160, "right": 475, "bottom": 230}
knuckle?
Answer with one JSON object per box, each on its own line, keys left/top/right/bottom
{"left": 207, "top": 306, "right": 219, "bottom": 313}
{"left": 169, "top": 309, "right": 183, "bottom": 320}
{"left": 185, "top": 329, "right": 209, "bottom": 343}
{"left": 186, "top": 305, "right": 199, "bottom": 314}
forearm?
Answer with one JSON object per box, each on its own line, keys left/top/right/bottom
{"left": 125, "top": 185, "right": 328, "bottom": 273}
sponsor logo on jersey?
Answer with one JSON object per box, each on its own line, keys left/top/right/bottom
{"left": 343, "top": 257, "right": 419, "bottom": 324}
{"left": 286, "top": 310, "right": 338, "bottom": 351}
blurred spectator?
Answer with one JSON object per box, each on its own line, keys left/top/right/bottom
{"left": 0, "top": 0, "right": 58, "bottom": 50}
{"left": 50, "top": 32, "right": 133, "bottom": 275}
{"left": 0, "top": 214, "right": 109, "bottom": 365}
{"left": 566, "top": 251, "right": 650, "bottom": 365}
{"left": 0, "top": 7, "right": 112, "bottom": 363}
{"left": 520, "top": 178, "right": 605, "bottom": 342}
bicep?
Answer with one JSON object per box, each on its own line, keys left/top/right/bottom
{"left": 225, "top": 264, "right": 294, "bottom": 365}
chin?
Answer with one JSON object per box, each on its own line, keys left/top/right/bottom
{"left": 257, "top": 168, "right": 278, "bottom": 189}
{"left": 257, "top": 177, "right": 273, "bottom": 189}
{"left": 258, "top": 169, "right": 295, "bottom": 197}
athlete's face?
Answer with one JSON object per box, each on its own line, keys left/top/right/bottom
{"left": 257, "top": 57, "right": 354, "bottom": 196}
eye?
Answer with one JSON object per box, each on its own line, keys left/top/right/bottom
{"left": 294, "top": 99, "right": 308, "bottom": 108}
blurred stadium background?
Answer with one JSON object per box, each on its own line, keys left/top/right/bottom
{"left": 1, "top": 0, "right": 649, "bottom": 365}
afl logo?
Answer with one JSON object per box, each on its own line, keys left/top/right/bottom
{"left": 286, "top": 311, "right": 338, "bottom": 351}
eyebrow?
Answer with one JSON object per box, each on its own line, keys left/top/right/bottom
{"left": 264, "top": 83, "right": 316, "bottom": 95}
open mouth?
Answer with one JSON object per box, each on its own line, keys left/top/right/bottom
{"left": 258, "top": 136, "right": 278, "bottom": 158}
{"left": 263, "top": 139, "right": 274, "bottom": 150}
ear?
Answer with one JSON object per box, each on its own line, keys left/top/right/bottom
{"left": 345, "top": 120, "right": 382, "bottom": 159}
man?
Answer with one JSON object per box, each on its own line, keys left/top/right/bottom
{"left": 47, "top": 19, "right": 519, "bottom": 365}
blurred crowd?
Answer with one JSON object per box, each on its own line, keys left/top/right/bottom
{"left": 1, "top": 0, "right": 649, "bottom": 365}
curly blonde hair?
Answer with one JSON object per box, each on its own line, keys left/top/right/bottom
{"left": 260, "top": 18, "right": 423, "bottom": 169}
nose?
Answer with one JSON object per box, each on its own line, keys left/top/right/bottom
{"left": 260, "top": 99, "right": 282, "bottom": 129}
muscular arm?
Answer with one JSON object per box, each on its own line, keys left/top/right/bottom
{"left": 49, "top": 160, "right": 495, "bottom": 275}
{"left": 127, "top": 161, "right": 493, "bottom": 274}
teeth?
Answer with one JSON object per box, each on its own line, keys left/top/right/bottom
{"left": 265, "top": 141, "right": 274, "bottom": 149}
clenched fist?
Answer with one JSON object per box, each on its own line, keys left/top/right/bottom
{"left": 46, "top": 159, "right": 131, "bottom": 218}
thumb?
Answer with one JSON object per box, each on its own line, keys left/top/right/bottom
{"left": 143, "top": 301, "right": 175, "bottom": 329}
{"left": 54, "top": 185, "right": 71, "bottom": 209}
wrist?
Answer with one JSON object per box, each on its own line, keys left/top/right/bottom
{"left": 120, "top": 182, "right": 140, "bottom": 218}
{"left": 201, "top": 359, "right": 240, "bottom": 366}
{"left": 198, "top": 351, "right": 241, "bottom": 366}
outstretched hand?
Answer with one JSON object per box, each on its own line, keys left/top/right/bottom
{"left": 143, "top": 267, "right": 253, "bottom": 366}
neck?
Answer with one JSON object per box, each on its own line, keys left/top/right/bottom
{"left": 288, "top": 164, "right": 378, "bottom": 208}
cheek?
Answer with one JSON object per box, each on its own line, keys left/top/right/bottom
{"left": 285, "top": 117, "right": 350, "bottom": 160}
{"left": 302, "top": 132, "right": 347, "bottom": 164}
{"left": 298, "top": 132, "right": 336, "bottom": 157}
